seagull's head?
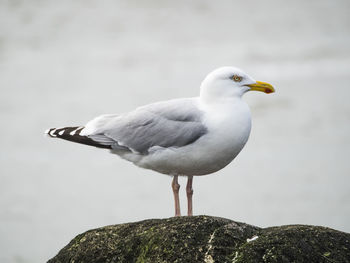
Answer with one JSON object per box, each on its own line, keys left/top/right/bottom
{"left": 200, "top": 67, "right": 275, "bottom": 103}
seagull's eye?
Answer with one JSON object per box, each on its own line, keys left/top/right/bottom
{"left": 232, "top": 75, "right": 242, "bottom": 82}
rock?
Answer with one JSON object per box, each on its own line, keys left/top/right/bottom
{"left": 48, "top": 216, "right": 350, "bottom": 263}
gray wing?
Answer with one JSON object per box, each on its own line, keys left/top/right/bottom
{"left": 86, "top": 98, "right": 208, "bottom": 154}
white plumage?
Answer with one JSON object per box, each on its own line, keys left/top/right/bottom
{"left": 46, "top": 66, "right": 275, "bottom": 216}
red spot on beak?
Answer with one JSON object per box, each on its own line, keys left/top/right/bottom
{"left": 265, "top": 88, "right": 273, "bottom": 94}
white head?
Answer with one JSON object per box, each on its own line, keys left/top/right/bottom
{"left": 200, "top": 67, "right": 274, "bottom": 104}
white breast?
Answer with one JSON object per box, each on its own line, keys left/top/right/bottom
{"left": 194, "top": 99, "right": 252, "bottom": 174}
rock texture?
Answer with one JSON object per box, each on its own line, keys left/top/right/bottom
{"left": 48, "top": 216, "right": 350, "bottom": 263}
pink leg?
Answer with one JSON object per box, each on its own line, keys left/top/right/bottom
{"left": 186, "top": 176, "right": 193, "bottom": 216}
{"left": 172, "top": 175, "right": 181, "bottom": 217}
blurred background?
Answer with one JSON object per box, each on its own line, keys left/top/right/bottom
{"left": 0, "top": 0, "right": 349, "bottom": 262}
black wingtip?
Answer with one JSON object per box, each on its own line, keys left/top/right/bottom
{"left": 45, "top": 128, "right": 57, "bottom": 137}
{"left": 45, "top": 126, "right": 111, "bottom": 149}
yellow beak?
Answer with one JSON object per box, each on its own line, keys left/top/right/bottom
{"left": 247, "top": 81, "right": 275, "bottom": 94}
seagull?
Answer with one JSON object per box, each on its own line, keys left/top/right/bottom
{"left": 46, "top": 67, "right": 274, "bottom": 217}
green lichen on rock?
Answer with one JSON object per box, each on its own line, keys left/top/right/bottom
{"left": 48, "top": 216, "right": 350, "bottom": 263}
{"left": 233, "top": 225, "right": 350, "bottom": 263}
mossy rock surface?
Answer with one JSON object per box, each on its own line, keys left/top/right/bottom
{"left": 48, "top": 216, "right": 350, "bottom": 263}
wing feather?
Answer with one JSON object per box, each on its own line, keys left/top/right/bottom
{"left": 84, "top": 98, "right": 207, "bottom": 154}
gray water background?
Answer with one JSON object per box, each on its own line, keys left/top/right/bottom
{"left": 0, "top": 0, "right": 349, "bottom": 262}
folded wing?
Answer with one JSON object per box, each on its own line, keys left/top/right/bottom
{"left": 83, "top": 98, "right": 208, "bottom": 154}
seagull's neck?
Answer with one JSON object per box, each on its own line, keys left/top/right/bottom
{"left": 199, "top": 81, "right": 245, "bottom": 107}
{"left": 199, "top": 93, "right": 244, "bottom": 108}
{"left": 198, "top": 95, "right": 249, "bottom": 120}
